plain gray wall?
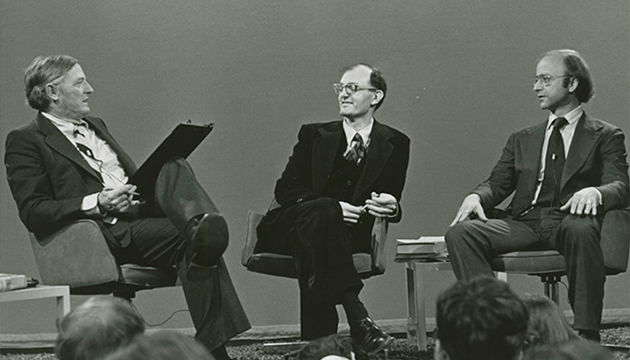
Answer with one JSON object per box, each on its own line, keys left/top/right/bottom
{"left": 1, "top": 0, "right": 628, "bottom": 334}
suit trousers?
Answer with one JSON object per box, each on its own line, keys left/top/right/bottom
{"left": 107, "top": 158, "right": 250, "bottom": 350}
{"left": 445, "top": 207, "right": 605, "bottom": 331}
{"left": 274, "top": 198, "right": 367, "bottom": 340}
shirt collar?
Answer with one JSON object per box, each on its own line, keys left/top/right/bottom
{"left": 546, "top": 105, "right": 583, "bottom": 130}
{"left": 41, "top": 112, "right": 88, "bottom": 138}
{"left": 343, "top": 118, "right": 374, "bottom": 146}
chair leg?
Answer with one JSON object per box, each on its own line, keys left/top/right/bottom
{"left": 541, "top": 275, "right": 561, "bottom": 305}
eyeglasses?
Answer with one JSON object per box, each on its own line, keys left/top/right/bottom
{"left": 533, "top": 74, "right": 572, "bottom": 87}
{"left": 333, "top": 83, "right": 377, "bottom": 94}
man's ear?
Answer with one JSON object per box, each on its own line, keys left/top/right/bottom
{"left": 45, "top": 83, "right": 59, "bottom": 101}
{"left": 434, "top": 339, "right": 449, "bottom": 360}
{"left": 567, "top": 77, "right": 579, "bottom": 93}
{"left": 371, "top": 90, "right": 384, "bottom": 107}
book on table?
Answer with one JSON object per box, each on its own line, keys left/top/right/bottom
{"left": 0, "top": 273, "right": 28, "bottom": 292}
{"left": 396, "top": 236, "right": 447, "bottom": 255}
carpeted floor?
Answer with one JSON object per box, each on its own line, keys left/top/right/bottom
{"left": 2, "top": 326, "right": 630, "bottom": 360}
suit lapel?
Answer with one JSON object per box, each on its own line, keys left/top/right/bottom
{"left": 312, "top": 122, "right": 342, "bottom": 194}
{"left": 561, "top": 114, "right": 601, "bottom": 189}
{"left": 522, "top": 121, "right": 547, "bottom": 200}
{"left": 353, "top": 121, "right": 394, "bottom": 202}
{"left": 37, "top": 114, "right": 102, "bottom": 182}
{"left": 83, "top": 117, "right": 137, "bottom": 176}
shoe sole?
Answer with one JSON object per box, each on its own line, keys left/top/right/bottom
{"left": 190, "top": 213, "right": 229, "bottom": 266}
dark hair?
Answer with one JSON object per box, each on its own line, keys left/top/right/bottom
{"left": 522, "top": 294, "right": 579, "bottom": 348}
{"left": 522, "top": 339, "right": 613, "bottom": 360}
{"left": 24, "top": 55, "right": 79, "bottom": 111}
{"left": 55, "top": 296, "right": 145, "bottom": 360}
{"left": 102, "top": 332, "right": 211, "bottom": 360}
{"left": 343, "top": 63, "right": 387, "bottom": 110}
{"left": 297, "top": 334, "right": 353, "bottom": 360}
{"left": 540, "top": 49, "right": 594, "bottom": 103}
{"left": 435, "top": 276, "right": 529, "bottom": 360}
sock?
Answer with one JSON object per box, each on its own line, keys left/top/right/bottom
{"left": 339, "top": 290, "right": 368, "bottom": 324}
{"left": 210, "top": 344, "right": 231, "bottom": 360}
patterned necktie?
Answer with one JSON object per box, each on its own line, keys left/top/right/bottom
{"left": 344, "top": 133, "right": 366, "bottom": 165}
{"left": 538, "top": 117, "right": 568, "bottom": 207}
{"left": 73, "top": 122, "right": 96, "bottom": 160}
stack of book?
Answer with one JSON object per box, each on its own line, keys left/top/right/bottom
{"left": 396, "top": 236, "right": 448, "bottom": 260}
{"left": 0, "top": 273, "right": 28, "bottom": 292}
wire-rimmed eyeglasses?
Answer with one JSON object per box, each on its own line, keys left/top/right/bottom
{"left": 333, "top": 83, "right": 377, "bottom": 94}
{"left": 533, "top": 74, "right": 572, "bottom": 87}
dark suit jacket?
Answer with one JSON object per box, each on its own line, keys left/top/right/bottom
{"left": 473, "top": 113, "right": 629, "bottom": 217}
{"left": 256, "top": 120, "right": 410, "bottom": 254}
{"left": 5, "top": 113, "right": 139, "bottom": 246}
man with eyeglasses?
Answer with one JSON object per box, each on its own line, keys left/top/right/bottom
{"left": 5, "top": 55, "right": 250, "bottom": 360}
{"left": 256, "top": 63, "right": 410, "bottom": 353}
{"left": 446, "top": 49, "right": 628, "bottom": 341}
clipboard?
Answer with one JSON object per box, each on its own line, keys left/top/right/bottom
{"left": 130, "top": 122, "right": 213, "bottom": 202}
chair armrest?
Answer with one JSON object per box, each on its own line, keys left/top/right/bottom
{"left": 370, "top": 217, "right": 389, "bottom": 274}
{"left": 29, "top": 219, "right": 120, "bottom": 288}
{"left": 242, "top": 210, "right": 265, "bottom": 267}
{"left": 601, "top": 208, "right": 630, "bottom": 273}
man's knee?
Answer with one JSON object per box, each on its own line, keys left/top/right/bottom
{"left": 297, "top": 198, "right": 342, "bottom": 220}
{"left": 557, "top": 215, "right": 601, "bottom": 245}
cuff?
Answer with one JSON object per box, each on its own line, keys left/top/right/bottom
{"left": 82, "top": 193, "right": 100, "bottom": 212}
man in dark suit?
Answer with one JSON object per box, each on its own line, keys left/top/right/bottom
{"left": 4, "top": 55, "right": 250, "bottom": 359}
{"left": 256, "top": 63, "right": 410, "bottom": 354}
{"left": 446, "top": 49, "right": 629, "bottom": 341}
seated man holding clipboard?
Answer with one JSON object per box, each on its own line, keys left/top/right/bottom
{"left": 5, "top": 55, "right": 250, "bottom": 359}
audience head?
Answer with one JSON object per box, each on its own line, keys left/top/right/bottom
{"left": 434, "top": 276, "right": 529, "bottom": 360}
{"left": 296, "top": 334, "right": 355, "bottom": 360}
{"left": 24, "top": 55, "right": 79, "bottom": 111}
{"left": 102, "top": 332, "right": 213, "bottom": 360}
{"left": 55, "top": 296, "right": 145, "bottom": 360}
{"left": 522, "top": 294, "right": 579, "bottom": 348}
{"left": 522, "top": 339, "right": 614, "bottom": 360}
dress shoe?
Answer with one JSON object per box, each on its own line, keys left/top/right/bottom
{"left": 350, "top": 317, "right": 393, "bottom": 354}
{"left": 186, "top": 213, "right": 228, "bottom": 279}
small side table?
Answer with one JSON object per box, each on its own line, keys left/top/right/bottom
{"left": 0, "top": 285, "right": 70, "bottom": 322}
{"left": 394, "top": 253, "right": 452, "bottom": 351}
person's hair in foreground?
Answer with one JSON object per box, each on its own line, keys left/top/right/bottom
{"left": 522, "top": 294, "right": 580, "bottom": 348}
{"left": 102, "top": 332, "right": 212, "bottom": 360}
{"left": 522, "top": 339, "right": 614, "bottom": 360}
{"left": 55, "top": 296, "right": 145, "bottom": 360}
{"left": 434, "top": 276, "right": 529, "bottom": 360}
{"left": 296, "top": 334, "right": 356, "bottom": 360}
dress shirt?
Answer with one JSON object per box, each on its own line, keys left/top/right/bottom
{"left": 531, "top": 105, "right": 600, "bottom": 205}
{"left": 42, "top": 112, "right": 129, "bottom": 213}
{"left": 343, "top": 117, "right": 373, "bottom": 151}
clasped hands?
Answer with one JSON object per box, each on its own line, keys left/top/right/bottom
{"left": 97, "top": 184, "right": 143, "bottom": 214}
{"left": 339, "top": 192, "right": 398, "bottom": 224}
{"left": 450, "top": 187, "right": 602, "bottom": 226}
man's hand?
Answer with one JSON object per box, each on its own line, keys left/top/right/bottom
{"left": 339, "top": 201, "right": 366, "bottom": 224}
{"left": 560, "top": 187, "right": 601, "bottom": 216}
{"left": 98, "top": 184, "right": 140, "bottom": 213}
{"left": 450, "top": 194, "right": 488, "bottom": 226}
{"left": 364, "top": 192, "right": 398, "bottom": 218}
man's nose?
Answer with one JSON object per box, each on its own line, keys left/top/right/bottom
{"left": 85, "top": 81, "right": 94, "bottom": 93}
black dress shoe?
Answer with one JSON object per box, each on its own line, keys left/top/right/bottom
{"left": 186, "top": 213, "right": 228, "bottom": 278}
{"left": 350, "top": 317, "right": 393, "bottom": 354}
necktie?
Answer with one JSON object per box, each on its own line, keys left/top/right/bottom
{"left": 344, "top": 133, "right": 366, "bottom": 165}
{"left": 73, "top": 122, "right": 97, "bottom": 161}
{"left": 538, "top": 117, "right": 568, "bottom": 207}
